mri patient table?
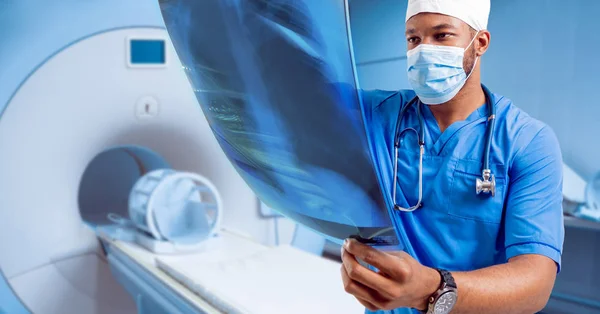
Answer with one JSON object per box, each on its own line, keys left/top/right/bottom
{"left": 101, "top": 229, "right": 364, "bottom": 314}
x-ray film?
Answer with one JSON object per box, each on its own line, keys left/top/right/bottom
{"left": 159, "top": 0, "right": 400, "bottom": 247}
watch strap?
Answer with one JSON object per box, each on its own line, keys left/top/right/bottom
{"left": 438, "top": 269, "right": 457, "bottom": 289}
{"left": 416, "top": 269, "right": 457, "bottom": 313}
{"left": 422, "top": 269, "right": 458, "bottom": 314}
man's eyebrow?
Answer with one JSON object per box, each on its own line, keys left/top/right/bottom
{"left": 406, "top": 23, "right": 457, "bottom": 35}
{"left": 432, "top": 23, "right": 457, "bottom": 31}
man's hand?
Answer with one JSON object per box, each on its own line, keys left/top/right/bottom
{"left": 341, "top": 239, "right": 558, "bottom": 314}
{"left": 340, "top": 239, "right": 441, "bottom": 312}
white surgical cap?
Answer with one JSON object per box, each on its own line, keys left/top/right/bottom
{"left": 405, "top": 0, "right": 491, "bottom": 31}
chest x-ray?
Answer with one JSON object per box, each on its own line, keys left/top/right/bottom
{"left": 159, "top": 0, "right": 400, "bottom": 247}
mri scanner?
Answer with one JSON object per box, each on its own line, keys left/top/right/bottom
{"left": 0, "top": 1, "right": 365, "bottom": 313}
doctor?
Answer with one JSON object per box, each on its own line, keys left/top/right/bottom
{"left": 340, "top": 1, "right": 564, "bottom": 313}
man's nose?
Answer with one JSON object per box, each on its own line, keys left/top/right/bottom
{"left": 420, "top": 36, "right": 435, "bottom": 45}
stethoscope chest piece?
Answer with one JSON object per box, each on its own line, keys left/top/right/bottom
{"left": 476, "top": 169, "right": 496, "bottom": 197}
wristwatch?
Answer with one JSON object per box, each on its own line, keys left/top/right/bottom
{"left": 422, "top": 269, "right": 458, "bottom": 314}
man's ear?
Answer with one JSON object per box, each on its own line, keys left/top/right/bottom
{"left": 476, "top": 30, "right": 491, "bottom": 56}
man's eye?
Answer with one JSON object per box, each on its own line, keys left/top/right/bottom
{"left": 435, "top": 33, "right": 452, "bottom": 40}
{"left": 407, "top": 37, "right": 419, "bottom": 43}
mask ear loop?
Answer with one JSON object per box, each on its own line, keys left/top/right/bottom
{"left": 465, "top": 31, "right": 479, "bottom": 51}
{"left": 464, "top": 31, "right": 480, "bottom": 79}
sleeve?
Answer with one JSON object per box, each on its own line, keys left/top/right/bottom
{"left": 360, "top": 89, "right": 413, "bottom": 123}
{"left": 328, "top": 83, "right": 383, "bottom": 125}
{"left": 358, "top": 89, "right": 386, "bottom": 128}
{"left": 504, "top": 124, "right": 565, "bottom": 272}
{"left": 359, "top": 89, "right": 381, "bottom": 112}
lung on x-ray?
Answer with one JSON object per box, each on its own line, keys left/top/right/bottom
{"left": 159, "top": 0, "right": 401, "bottom": 247}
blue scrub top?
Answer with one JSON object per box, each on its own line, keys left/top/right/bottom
{"left": 361, "top": 87, "right": 565, "bottom": 314}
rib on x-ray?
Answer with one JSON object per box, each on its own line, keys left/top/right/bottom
{"left": 159, "top": 0, "right": 401, "bottom": 247}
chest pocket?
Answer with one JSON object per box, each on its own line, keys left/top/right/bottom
{"left": 447, "top": 159, "right": 507, "bottom": 224}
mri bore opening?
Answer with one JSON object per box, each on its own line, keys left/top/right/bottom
{"left": 78, "top": 145, "right": 171, "bottom": 227}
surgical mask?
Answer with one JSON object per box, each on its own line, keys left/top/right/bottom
{"left": 406, "top": 34, "right": 479, "bottom": 105}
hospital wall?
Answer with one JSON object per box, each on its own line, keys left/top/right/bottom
{"left": 349, "top": 0, "right": 600, "bottom": 182}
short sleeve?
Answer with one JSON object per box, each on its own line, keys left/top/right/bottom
{"left": 328, "top": 84, "right": 393, "bottom": 127}
{"left": 358, "top": 89, "right": 394, "bottom": 129}
{"left": 359, "top": 89, "right": 415, "bottom": 125}
{"left": 504, "top": 125, "right": 565, "bottom": 272}
{"left": 359, "top": 89, "right": 392, "bottom": 113}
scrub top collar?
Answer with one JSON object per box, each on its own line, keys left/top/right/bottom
{"left": 420, "top": 97, "right": 490, "bottom": 156}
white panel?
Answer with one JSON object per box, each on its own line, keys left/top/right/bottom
{"left": 563, "top": 163, "right": 587, "bottom": 203}
{"left": 10, "top": 254, "right": 135, "bottom": 314}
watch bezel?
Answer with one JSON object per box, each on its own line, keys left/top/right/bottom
{"left": 431, "top": 289, "right": 458, "bottom": 313}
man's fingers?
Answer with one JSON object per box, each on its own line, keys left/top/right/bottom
{"left": 343, "top": 239, "right": 393, "bottom": 272}
{"left": 386, "top": 250, "right": 412, "bottom": 260}
{"left": 340, "top": 265, "right": 388, "bottom": 308}
{"left": 356, "top": 297, "right": 379, "bottom": 312}
{"left": 344, "top": 239, "right": 411, "bottom": 282}
{"left": 341, "top": 246, "right": 398, "bottom": 299}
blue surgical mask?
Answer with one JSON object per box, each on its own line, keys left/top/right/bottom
{"left": 406, "top": 35, "right": 478, "bottom": 105}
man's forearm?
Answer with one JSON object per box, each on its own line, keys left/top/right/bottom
{"left": 449, "top": 255, "right": 556, "bottom": 314}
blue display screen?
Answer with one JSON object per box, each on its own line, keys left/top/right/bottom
{"left": 130, "top": 39, "right": 166, "bottom": 64}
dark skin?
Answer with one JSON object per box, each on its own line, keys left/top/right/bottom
{"left": 341, "top": 13, "right": 557, "bottom": 314}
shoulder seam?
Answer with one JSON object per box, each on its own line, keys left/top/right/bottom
{"left": 509, "top": 124, "right": 547, "bottom": 174}
{"left": 373, "top": 91, "right": 400, "bottom": 111}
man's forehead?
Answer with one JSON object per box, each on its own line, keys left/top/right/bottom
{"left": 405, "top": 13, "right": 468, "bottom": 34}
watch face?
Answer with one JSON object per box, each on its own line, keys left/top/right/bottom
{"left": 434, "top": 291, "right": 457, "bottom": 314}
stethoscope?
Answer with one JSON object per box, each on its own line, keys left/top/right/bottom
{"left": 392, "top": 85, "right": 496, "bottom": 212}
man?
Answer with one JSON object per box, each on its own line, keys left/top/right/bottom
{"left": 340, "top": 1, "right": 564, "bottom": 313}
